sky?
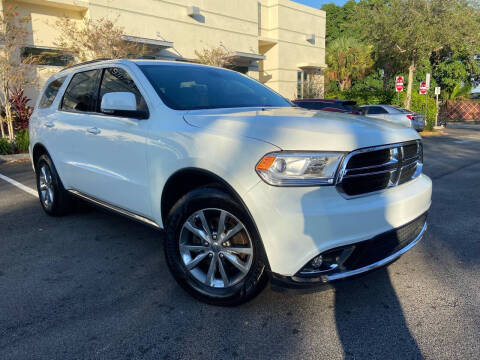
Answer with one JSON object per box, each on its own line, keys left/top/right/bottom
{"left": 292, "top": 0, "right": 349, "bottom": 8}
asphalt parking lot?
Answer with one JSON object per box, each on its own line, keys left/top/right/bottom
{"left": 1, "top": 127, "right": 479, "bottom": 360}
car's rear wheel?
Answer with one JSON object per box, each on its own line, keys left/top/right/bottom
{"left": 164, "top": 187, "right": 268, "bottom": 306}
{"left": 36, "top": 154, "right": 72, "bottom": 216}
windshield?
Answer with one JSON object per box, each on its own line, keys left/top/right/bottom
{"left": 139, "top": 64, "right": 291, "bottom": 110}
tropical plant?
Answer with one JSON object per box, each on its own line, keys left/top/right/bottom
{"left": 0, "top": 136, "right": 12, "bottom": 155}
{"left": 194, "top": 46, "right": 232, "bottom": 68}
{"left": 447, "top": 83, "right": 472, "bottom": 100}
{"left": 14, "top": 129, "right": 29, "bottom": 153}
{"left": 0, "top": 5, "right": 36, "bottom": 140}
{"left": 54, "top": 17, "right": 147, "bottom": 63}
{"left": 9, "top": 88, "right": 32, "bottom": 130}
{"left": 326, "top": 37, "right": 373, "bottom": 91}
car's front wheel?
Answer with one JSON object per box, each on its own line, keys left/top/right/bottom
{"left": 164, "top": 187, "right": 268, "bottom": 306}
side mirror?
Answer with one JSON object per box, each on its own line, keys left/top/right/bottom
{"left": 100, "top": 92, "right": 148, "bottom": 119}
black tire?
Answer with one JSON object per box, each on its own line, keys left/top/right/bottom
{"left": 35, "top": 154, "right": 73, "bottom": 216}
{"left": 164, "top": 187, "right": 269, "bottom": 306}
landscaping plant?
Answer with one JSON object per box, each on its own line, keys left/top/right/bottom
{"left": 9, "top": 88, "right": 32, "bottom": 130}
{"left": 0, "top": 136, "right": 12, "bottom": 155}
{"left": 0, "top": 5, "right": 36, "bottom": 140}
{"left": 14, "top": 129, "right": 29, "bottom": 153}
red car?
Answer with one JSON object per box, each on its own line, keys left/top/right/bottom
{"left": 292, "top": 99, "right": 362, "bottom": 114}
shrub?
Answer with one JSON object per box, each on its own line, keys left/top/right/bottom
{"left": 9, "top": 88, "right": 33, "bottom": 130}
{"left": 14, "top": 129, "right": 29, "bottom": 153}
{"left": 0, "top": 137, "right": 12, "bottom": 155}
{"left": 392, "top": 92, "right": 437, "bottom": 131}
{"left": 326, "top": 88, "right": 395, "bottom": 106}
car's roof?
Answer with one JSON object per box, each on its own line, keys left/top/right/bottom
{"left": 57, "top": 58, "right": 224, "bottom": 75}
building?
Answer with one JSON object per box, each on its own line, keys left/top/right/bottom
{"left": 6, "top": 0, "right": 325, "bottom": 101}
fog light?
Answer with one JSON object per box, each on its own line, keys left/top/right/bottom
{"left": 298, "top": 246, "right": 355, "bottom": 276}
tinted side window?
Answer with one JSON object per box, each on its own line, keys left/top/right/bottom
{"left": 61, "top": 70, "right": 101, "bottom": 112}
{"left": 38, "top": 77, "right": 66, "bottom": 109}
{"left": 367, "top": 106, "right": 387, "bottom": 115}
{"left": 99, "top": 67, "right": 147, "bottom": 113}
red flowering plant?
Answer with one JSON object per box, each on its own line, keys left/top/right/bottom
{"left": 9, "top": 88, "right": 33, "bottom": 130}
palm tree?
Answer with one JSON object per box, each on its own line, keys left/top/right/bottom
{"left": 447, "top": 82, "right": 472, "bottom": 100}
{"left": 326, "top": 37, "right": 373, "bottom": 91}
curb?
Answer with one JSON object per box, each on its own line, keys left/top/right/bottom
{"left": 0, "top": 153, "right": 30, "bottom": 164}
{"left": 446, "top": 123, "right": 480, "bottom": 130}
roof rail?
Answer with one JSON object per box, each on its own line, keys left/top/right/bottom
{"left": 59, "top": 58, "right": 113, "bottom": 72}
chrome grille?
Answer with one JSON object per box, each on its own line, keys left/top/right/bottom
{"left": 336, "top": 140, "right": 423, "bottom": 196}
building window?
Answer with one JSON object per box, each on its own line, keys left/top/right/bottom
{"left": 227, "top": 65, "right": 249, "bottom": 74}
{"left": 21, "top": 46, "right": 74, "bottom": 67}
{"left": 297, "top": 71, "right": 304, "bottom": 99}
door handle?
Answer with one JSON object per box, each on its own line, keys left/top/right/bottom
{"left": 44, "top": 121, "right": 54, "bottom": 128}
{"left": 87, "top": 127, "right": 101, "bottom": 135}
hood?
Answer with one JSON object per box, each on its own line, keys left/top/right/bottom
{"left": 184, "top": 107, "right": 420, "bottom": 152}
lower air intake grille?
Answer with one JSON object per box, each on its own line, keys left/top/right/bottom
{"left": 337, "top": 140, "right": 423, "bottom": 196}
{"left": 342, "top": 213, "right": 427, "bottom": 270}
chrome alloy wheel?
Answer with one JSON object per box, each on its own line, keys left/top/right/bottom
{"left": 39, "top": 164, "right": 54, "bottom": 210}
{"left": 179, "top": 208, "right": 254, "bottom": 288}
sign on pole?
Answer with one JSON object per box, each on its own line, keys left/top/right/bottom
{"left": 419, "top": 81, "right": 428, "bottom": 95}
{"left": 395, "top": 76, "right": 404, "bottom": 92}
{"left": 435, "top": 87, "right": 441, "bottom": 126}
{"left": 426, "top": 73, "right": 431, "bottom": 89}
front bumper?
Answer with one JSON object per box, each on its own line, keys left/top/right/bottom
{"left": 270, "top": 213, "right": 427, "bottom": 291}
{"left": 243, "top": 174, "right": 432, "bottom": 276}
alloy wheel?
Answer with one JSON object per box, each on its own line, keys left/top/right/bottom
{"left": 179, "top": 208, "right": 253, "bottom": 288}
{"left": 39, "top": 164, "right": 54, "bottom": 211}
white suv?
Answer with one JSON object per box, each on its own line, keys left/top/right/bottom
{"left": 29, "top": 59, "right": 432, "bottom": 305}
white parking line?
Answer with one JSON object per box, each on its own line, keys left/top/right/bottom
{"left": 0, "top": 173, "right": 38, "bottom": 197}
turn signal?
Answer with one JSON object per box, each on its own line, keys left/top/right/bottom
{"left": 256, "top": 156, "right": 276, "bottom": 171}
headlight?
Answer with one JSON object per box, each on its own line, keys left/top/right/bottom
{"left": 255, "top": 152, "right": 345, "bottom": 186}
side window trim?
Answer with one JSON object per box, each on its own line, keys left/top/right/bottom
{"left": 95, "top": 68, "right": 106, "bottom": 113}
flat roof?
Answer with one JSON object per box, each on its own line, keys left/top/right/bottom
{"left": 121, "top": 35, "right": 173, "bottom": 48}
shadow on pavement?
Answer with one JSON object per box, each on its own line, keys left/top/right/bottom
{"left": 334, "top": 269, "right": 422, "bottom": 359}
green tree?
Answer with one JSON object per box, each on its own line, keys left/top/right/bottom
{"left": 326, "top": 37, "right": 374, "bottom": 91}
{"left": 435, "top": 59, "right": 469, "bottom": 98}
{"left": 321, "top": 0, "right": 360, "bottom": 44}
{"left": 357, "top": 0, "right": 480, "bottom": 109}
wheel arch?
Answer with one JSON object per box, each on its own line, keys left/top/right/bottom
{"left": 32, "top": 142, "right": 50, "bottom": 172}
{"left": 160, "top": 167, "right": 270, "bottom": 270}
